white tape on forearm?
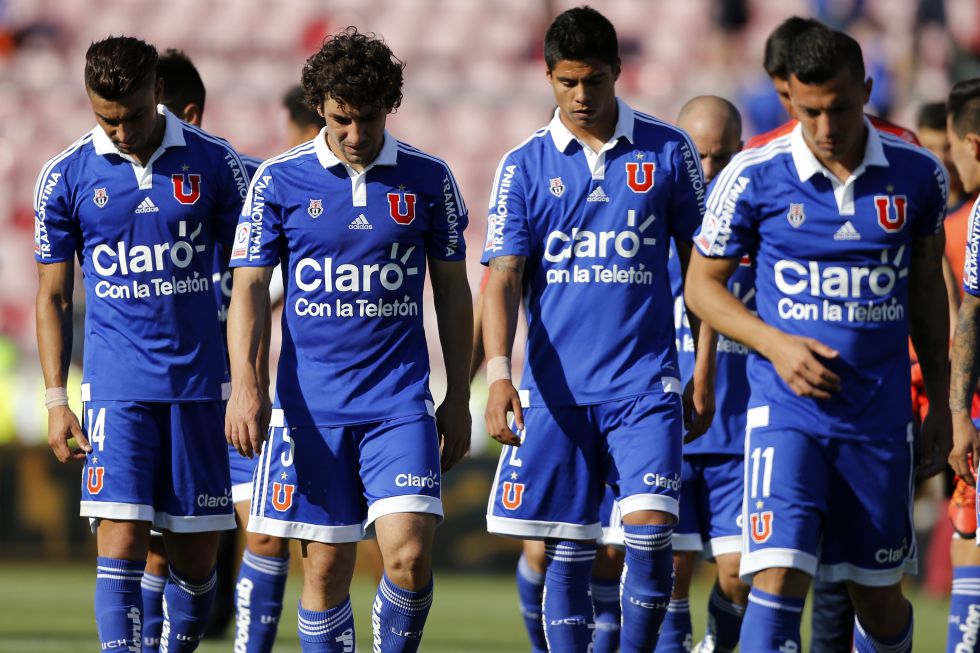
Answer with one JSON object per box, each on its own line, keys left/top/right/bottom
{"left": 45, "top": 387, "right": 69, "bottom": 409}
{"left": 486, "top": 356, "right": 512, "bottom": 385}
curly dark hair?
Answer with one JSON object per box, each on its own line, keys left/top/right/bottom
{"left": 85, "top": 36, "right": 158, "bottom": 99}
{"left": 302, "top": 27, "right": 405, "bottom": 115}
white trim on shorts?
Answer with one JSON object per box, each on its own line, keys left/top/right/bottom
{"left": 740, "top": 547, "right": 819, "bottom": 579}
{"left": 366, "top": 495, "right": 444, "bottom": 528}
{"left": 155, "top": 512, "right": 236, "bottom": 533}
{"left": 817, "top": 560, "right": 915, "bottom": 587}
{"left": 704, "top": 534, "right": 742, "bottom": 559}
{"left": 487, "top": 515, "right": 602, "bottom": 541}
{"left": 81, "top": 500, "right": 154, "bottom": 523}
{"left": 232, "top": 482, "right": 253, "bottom": 505}
{"left": 672, "top": 532, "right": 704, "bottom": 552}
{"left": 618, "top": 493, "right": 679, "bottom": 518}
{"left": 598, "top": 526, "right": 625, "bottom": 548}
{"left": 249, "top": 515, "right": 364, "bottom": 543}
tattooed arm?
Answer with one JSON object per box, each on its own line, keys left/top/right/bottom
{"left": 483, "top": 255, "right": 526, "bottom": 446}
{"left": 950, "top": 292, "right": 980, "bottom": 484}
{"left": 909, "top": 230, "right": 952, "bottom": 479}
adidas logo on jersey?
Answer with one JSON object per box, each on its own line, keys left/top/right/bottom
{"left": 349, "top": 214, "right": 373, "bottom": 230}
{"left": 833, "top": 221, "right": 860, "bottom": 241}
{"left": 587, "top": 186, "right": 610, "bottom": 202}
{"left": 135, "top": 197, "right": 159, "bottom": 214}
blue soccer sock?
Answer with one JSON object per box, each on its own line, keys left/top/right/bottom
{"left": 95, "top": 557, "right": 144, "bottom": 652}
{"left": 161, "top": 565, "right": 217, "bottom": 652}
{"left": 654, "top": 598, "right": 692, "bottom": 652}
{"left": 297, "top": 597, "right": 356, "bottom": 653}
{"left": 740, "top": 588, "right": 804, "bottom": 653}
{"left": 516, "top": 553, "right": 548, "bottom": 653}
{"left": 542, "top": 540, "right": 597, "bottom": 651}
{"left": 854, "top": 602, "right": 913, "bottom": 653}
{"left": 949, "top": 566, "right": 980, "bottom": 653}
{"left": 141, "top": 571, "right": 167, "bottom": 652}
{"left": 703, "top": 583, "right": 746, "bottom": 652}
{"left": 620, "top": 524, "right": 673, "bottom": 653}
{"left": 372, "top": 572, "right": 433, "bottom": 653}
{"left": 591, "top": 576, "right": 622, "bottom": 653}
{"left": 234, "top": 549, "right": 289, "bottom": 653}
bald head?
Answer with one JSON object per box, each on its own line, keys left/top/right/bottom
{"left": 677, "top": 95, "right": 743, "bottom": 184}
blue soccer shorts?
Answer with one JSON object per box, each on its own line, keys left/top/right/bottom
{"left": 248, "top": 408, "right": 443, "bottom": 543}
{"left": 228, "top": 442, "right": 259, "bottom": 505}
{"left": 80, "top": 399, "right": 235, "bottom": 533}
{"left": 739, "top": 406, "right": 916, "bottom": 586}
{"left": 673, "top": 454, "right": 743, "bottom": 560}
{"left": 487, "top": 387, "right": 683, "bottom": 541}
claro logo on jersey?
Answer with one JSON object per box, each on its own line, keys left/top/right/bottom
{"left": 542, "top": 209, "right": 658, "bottom": 286}
{"left": 92, "top": 220, "right": 211, "bottom": 300}
{"left": 773, "top": 245, "right": 908, "bottom": 323}
{"left": 292, "top": 242, "right": 420, "bottom": 319}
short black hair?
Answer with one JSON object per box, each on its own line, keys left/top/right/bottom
{"left": 85, "top": 36, "right": 158, "bottom": 99}
{"left": 301, "top": 27, "right": 404, "bottom": 115}
{"left": 917, "top": 102, "right": 947, "bottom": 131}
{"left": 157, "top": 49, "right": 206, "bottom": 116}
{"left": 283, "top": 85, "right": 325, "bottom": 129}
{"left": 763, "top": 17, "right": 823, "bottom": 79}
{"left": 949, "top": 78, "right": 980, "bottom": 137}
{"left": 544, "top": 6, "right": 619, "bottom": 70}
{"left": 787, "top": 27, "right": 865, "bottom": 86}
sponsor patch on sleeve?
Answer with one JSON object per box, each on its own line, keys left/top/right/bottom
{"left": 231, "top": 222, "right": 251, "bottom": 260}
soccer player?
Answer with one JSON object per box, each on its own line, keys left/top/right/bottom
{"left": 657, "top": 95, "right": 749, "bottom": 653}
{"left": 153, "top": 48, "right": 291, "bottom": 653}
{"left": 482, "top": 7, "right": 710, "bottom": 651}
{"left": 225, "top": 28, "right": 472, "bottom": 652}
{"left": 745, "top": 16, "right": 919, "bottom": 150}
{"left": 283, "top": 84, "right": 327, "bottom": 148}
{"left": 686, "top": 27, "right": 951, "bottom": 653}
{"left": 35, "top": 36, "right": 248, "bottom": 652}
{"left": 946, "top": 77, "right": 980, "bottom": 653}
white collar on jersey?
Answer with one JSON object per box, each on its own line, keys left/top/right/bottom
{"left": 92, "top": 104, "right": 186, "bottom": 157}
{"left": 313, "top": 128, "right": 398, "bottom": 170}
{"left": 548, "top": 97, "right": 635, "bottom": 152}
{"left": 790, "top": 116, "right": 888, "bottom": 183}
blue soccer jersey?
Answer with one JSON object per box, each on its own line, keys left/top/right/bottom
{"left": 229, "top": 131, "right": 467, "bottom": 426}
{"left": 481, "top": 99, "right": 705, "bottom": 406}
{"left": 214, "top": 154, "right": 262, "bottom": 334}
{"left": 668, "top": 241, "right": 754, "bottom": 454}
{"left": 962, "top": 195, "right": 980, "bottom": 296}
{"left": 695, "top": 120, "right": 948, "bottom": 439}
{"left": 34, "top": 106, "right": 250, "bottom": 401}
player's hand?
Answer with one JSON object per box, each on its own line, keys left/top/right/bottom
{"left": 436, "top": 396, "right": 471, "bottom": 473}
{"left": 47, "top": 405, "right": 90, "bottom": 463}
{"left": 765, "top": 334, "right": 840, "bottom": 399}
{"left": 948, "top": 410, "right": 978, "bottom": 485}
{"left": 682, "top": 374, "right": 715, "bottom": 444}
{"left": 485, "top": 379, "right": 523, "bottom": 447}
{"left": 226, "top": 382, "right": 267, "bottom": 459}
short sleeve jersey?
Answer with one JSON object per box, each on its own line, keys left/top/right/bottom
{"left": 668, "top": 240, "right": 755, "bottom": 455}
{"left": 214, "top": 154, "right": 262, "bottom": 334}
{"left": 695, "top": 121, "right": 948, "bottom": 439}
{"left": 962, "top": 196, "right": 980, "bottom": 297}
{"left": 481, "top": 99, "right": 705, "bottom": 406}
{"left": 34, "top": 106, "right": 249, "bottom": 401}
{"left": 229, "top": 131, "right": 467, "bottom": 427}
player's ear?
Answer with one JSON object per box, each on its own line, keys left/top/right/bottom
{"left": 182, "top": 103, "right": 202, "bottom": 127}
{"left": 969, "top": 133, "right": 980, "bottom": 163}
{"left": 154, "top": 77, "right": 164, "bottom": 104}
{"left": 612, "top": 58, "right": 621, "bottom": 82}
{"left": 862, "top": 77, "right": 873, "bottom": 105}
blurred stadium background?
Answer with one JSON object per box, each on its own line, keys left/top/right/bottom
{"left": 0, "top": 0, "right": 978, "bottom": 650}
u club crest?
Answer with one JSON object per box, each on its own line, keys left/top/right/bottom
{"left": 787, "top": 203, "right": 806, "bottom": 228}
{"left": 307, "top": 199, "right": 324, "bottom": 218}
{"left": 549, "top": 177, "right": 566, "bottom": 198}
{"left": 93, "top": 187, "right": 109, "bottom": 208}
{"left": 387, "top": 189, "right": 417, "bottom": 225}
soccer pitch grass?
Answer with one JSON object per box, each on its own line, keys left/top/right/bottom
{"left": 0, "top": 562, "right": 952, "bottom": 652}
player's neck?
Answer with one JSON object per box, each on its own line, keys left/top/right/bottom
{"left": 130, "top": 114, "right": 166, "bottom": 167}
{"left": 813, "top": 126, "right": 868, "bottom": 183}
{"left": 560, "top": 107, "right": 617, "bottom": 153}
